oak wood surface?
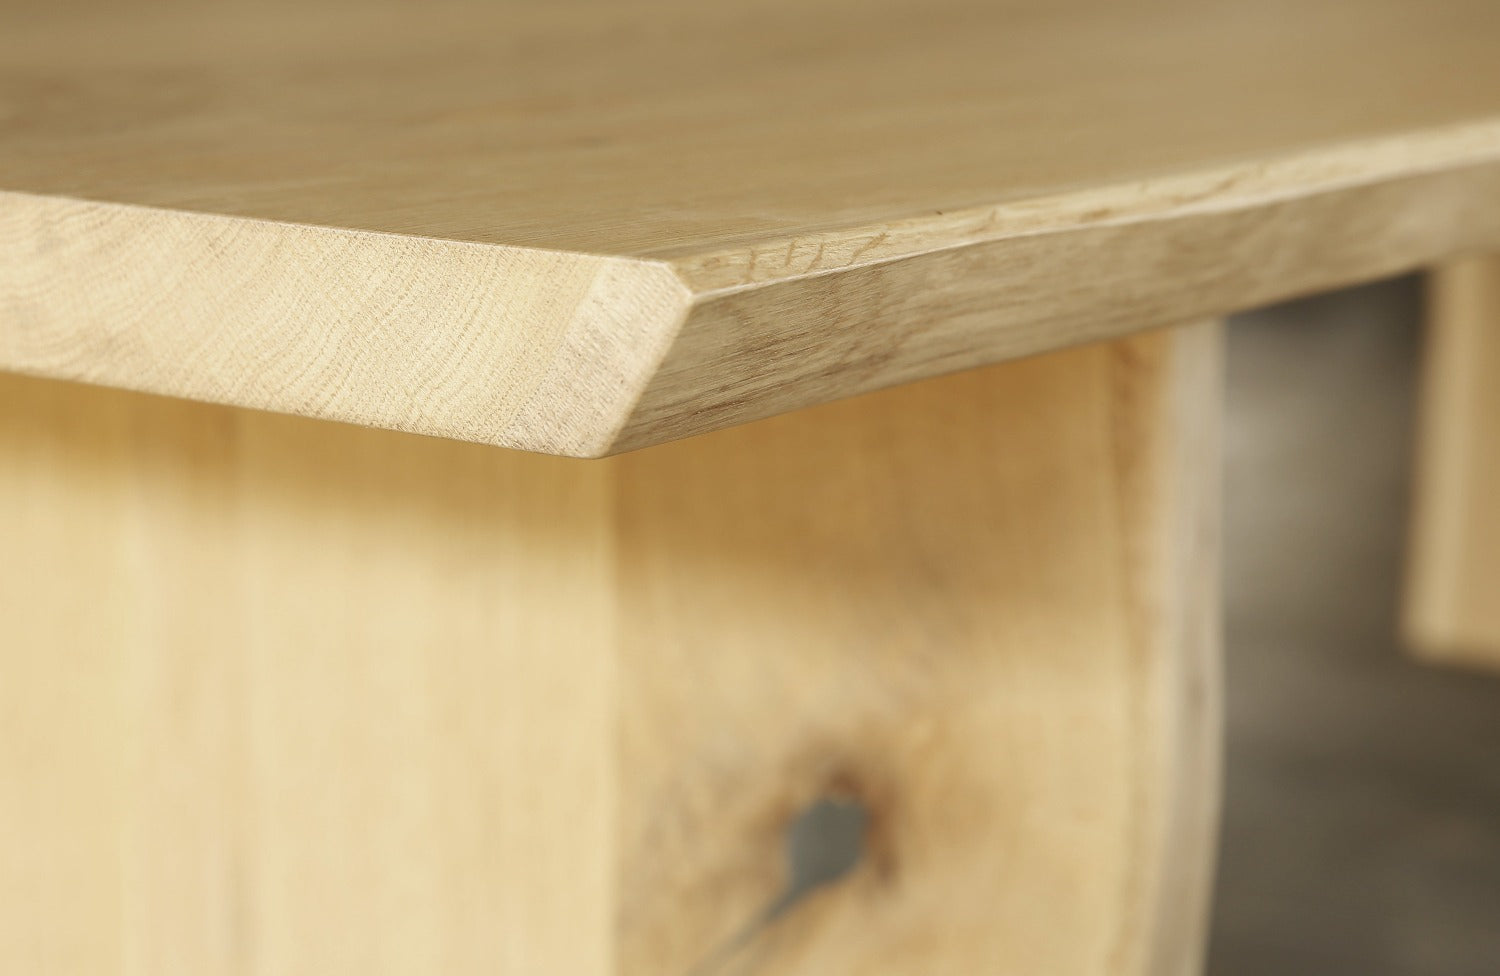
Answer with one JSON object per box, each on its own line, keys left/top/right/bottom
{"left": 0, "top": 321, "right": 1221, "bottom": 975}
{"left": 614, "top": 321, "right": 1223, "bottom": 975}
{"left": 0, "top": 372, "right": 615, "bottom": 975}
{"left": 2, "top": 0, "right": 1498, "bottom": 453}
{"left": 1406, "top": 257, "right": 1500, "bottom": 667}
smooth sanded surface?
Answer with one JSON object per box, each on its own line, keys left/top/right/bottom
{"left": 5, "top": 0, "right": 1500, "bottom": 453}
{"left": 7, "top": 0, "right": 1500, "bottom": 259}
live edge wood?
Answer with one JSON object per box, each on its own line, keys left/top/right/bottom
{"left": 1406, "top": 257, "right": 1500, "bottom": 668}
{"left": 3, "top": 0, "right": 1500, "bottom": 455}
{"left": 0, "top": 322, "right": 1222, "bottom": 976}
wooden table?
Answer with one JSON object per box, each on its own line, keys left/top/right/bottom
{"left": 4, "top": 1, "right": 1498, "bottom": 973}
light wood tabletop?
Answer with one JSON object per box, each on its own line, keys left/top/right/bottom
{"left": 6, "top": 0, "right": 1500, "bottom": 454}
{"left": 5, "top": 3, "right": 1500, "bottom": 975}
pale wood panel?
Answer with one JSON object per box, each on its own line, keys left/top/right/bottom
{"left": 0, "top": 380, "right": 134, "bottom": 973}
{"left": 3, "top": 0, "right": 1500, "bottom": 454}
{"left": 1406, "top": 257, "right": 1500, "bottom": 667}
{"left": 0, "top": 375, "right": 615, "bottom": 976}
{"left": 613, "top": 322, "right": 1223, "bottom": 975}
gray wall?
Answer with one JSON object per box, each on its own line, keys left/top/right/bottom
{"left": 1210, "top": 279, "right": 1500, "bottom": 975}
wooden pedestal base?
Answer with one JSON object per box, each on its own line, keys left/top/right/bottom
{"left": 0, "top": 322, "right": 1222, "bottom": 975}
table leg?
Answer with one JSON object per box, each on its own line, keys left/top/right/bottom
{"left": 0, "top": 320, "right": 1222, "bottom": 976}
{"left": 1407, "top": 258, "right": 1500, "bottom": 668}
{"left": 613, "top": 321, "right": 1223, "bottom": 975}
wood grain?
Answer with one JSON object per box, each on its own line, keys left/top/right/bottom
{"left": 0, "top": 321, "right": 1222, "bottom": 975}
{"left": 3, "top": 0, "right": 1500, "bottom": 454}
{"left": 614, "top": 321, "right": 1223, "bottom": 975}
{"left": 0, "top": 373, "right": 615, "bottom": 974}
{"left": 1405, "top": 257, "right": 1500, "bottom": 668}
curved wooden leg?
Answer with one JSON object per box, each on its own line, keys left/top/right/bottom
{"left": 613, "top": 320, "right": 1224, "bottom": 976}
{"left": 0, "top": 322, "right": 1222, "bottom": 975}
{"left": 1407, "top": 257, "right": 1500, "bottom": 667}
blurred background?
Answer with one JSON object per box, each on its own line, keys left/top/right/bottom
{"left": 1209, "top": 278, "right": 1500, "bottom": 975}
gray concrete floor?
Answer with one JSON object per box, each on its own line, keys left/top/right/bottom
{"left": 1209, "top": 279, "right": 1500, "bottom": 975}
